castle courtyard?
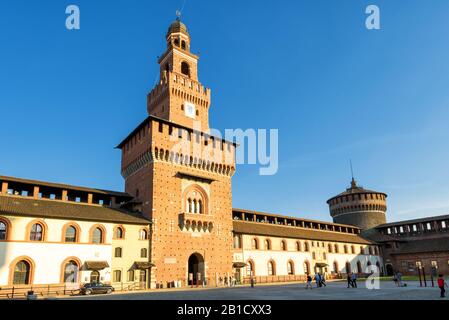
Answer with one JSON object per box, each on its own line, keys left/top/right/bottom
{"left": 58, "top": 280, "right": 443, "bottom": 300}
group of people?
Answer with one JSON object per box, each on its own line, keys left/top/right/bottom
{"left": 346, "top": 272, "right": 358, "bottom": 288}
{"left": 305, "top": 273, "right": 327, "bottom": 289}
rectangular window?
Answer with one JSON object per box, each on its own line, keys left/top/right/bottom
{"left": 114, "top": 247, "right": 122, "bottom": 258}
{"left": 158, "top": 122, "right": 163, "bottom": 133}
{"left": 113, "top": 270, "right": 122, "bottom": 283}
{"left": 399, "top": 226, "right": 404, "bottom": 233}
{"left": 412, "top": 224, "right": 417, "bottom": 232}
{"left": 387, "top": 228, "right": 391, "bottom": 235}
{"left": 127, "top": 270, "right": 134, "bottom": 282}
{"left": 442, "top": 221, "right": 447, "bottom": 229}
{"left": 426, "top": 223, "right": 432, "bottom": 231}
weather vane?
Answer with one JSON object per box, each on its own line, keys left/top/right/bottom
{"left": 176, "top": 10, "right": 182, "bottom": 20}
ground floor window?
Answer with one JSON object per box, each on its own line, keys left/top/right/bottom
{"left": 303, "top": 261, "right": 310, "bottom": 275}
{"left": 267, "top": 261, "right": 275, "bottom": 276}
{"left": 128, "top": 270, "right": 135, "bottom": 282}
{"left": 13, "top": 260, "right": 31, "bottom": 285}
{"left": 113, "top": 270, "right": 122, "bottom": 283}
{"left": 287, "top": 261, "right": 294, "bottom": 275}
{"left": 63, "top": 261, "right": 79, "bottom": 283}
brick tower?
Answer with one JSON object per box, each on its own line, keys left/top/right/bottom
{"left": 117, "top": 18, "right": 236, "bottom": 288}
{"left": 327, "top": 178, "right": 387, "bottom": 230}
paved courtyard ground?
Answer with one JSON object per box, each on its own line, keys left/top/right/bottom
{"left": 57, "top": 280, "right": 445, "bottom": 300}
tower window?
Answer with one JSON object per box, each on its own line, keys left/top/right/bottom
{"left": 174, "top": 38, "right": 180, "bottom": 47}
{"left": 181, "top": 40, "right": 186, "bottom": 50}
{"left": 181, "top": 62, "right": 190, "bottom": 77}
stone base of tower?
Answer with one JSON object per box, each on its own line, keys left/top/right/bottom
{"left": 151, "top": 250, "right": 233, "bottom": 288}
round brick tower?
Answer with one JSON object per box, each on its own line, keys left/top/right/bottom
{"left": 327, "top": 178, "right": 387, "bottom": 230}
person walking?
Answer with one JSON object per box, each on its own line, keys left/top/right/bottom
{"left": 314, "top": 273, "right": 321, "bottom": 288}
{"left": 396, "top": 271, "right": 403, "bottom": 287}
{"left": 347, "top": 273, "right": 353, "bottom": 288}
{"left": 351, "top": 272, "right": 357, "bottom": 288}
{"left": 319, "top": 273, "right": 327, "bottom": 287}
{"left": 305, "top": 275, "right": 313, "bottom": 289}
{"left": 438, "top": 274, "right": 447, "bottom": 298}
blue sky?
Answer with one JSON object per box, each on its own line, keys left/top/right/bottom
{"left": 1, "top": 0, "right": 449, "bottom": 223}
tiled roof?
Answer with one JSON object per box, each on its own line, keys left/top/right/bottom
{"left": 0, "top": 195, "right": 150, "bottom": 225}
{"left": 233, "top": 221, "right": 374, "bottom": 244}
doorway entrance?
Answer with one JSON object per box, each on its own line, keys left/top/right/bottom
{"left": 90, "top": 271, "right": 100, "bottom": 284}
{"left": 386, "top": 264, "right": 394, "bottom": 276}
{"left": 188, "top": 253, "right": 205, "bottom": 285}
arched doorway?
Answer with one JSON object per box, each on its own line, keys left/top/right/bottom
{"left": 188, "top": 253, "right": 205, "bottom": 285}
{"left": 90, "top": 271, "right": 100, "bottom": 284}
{"left": 385, "top": 264, "right": 394, "bottom": 276}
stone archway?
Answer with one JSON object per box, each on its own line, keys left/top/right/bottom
{"left": 188, "top": 253, "right": 205, "bottom": 285}
{"left": 385, "top": 264, "right": 394, "bottom": 276}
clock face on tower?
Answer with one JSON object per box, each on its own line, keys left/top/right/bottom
{"left": 184, "top": 101, "right": 196, "bottom": 119}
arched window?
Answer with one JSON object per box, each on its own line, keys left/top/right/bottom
{"left": 30, "top": 223, "right": 43, "bottom": 241}
{"left": 351, "top": 245, "right": 356, "bottom": 254}
{"left": 141, "top": 248, "right": 148, "bottom": 258}
{"left": 0, "top": 220, "right": 7, "bottom": 240}
{"left": 264, "top": 239, "right": 271, "bottom": 250}
{"left": 304, "top": 242, "right": 309, "bottom": 252}
{"left": 360, "top": 246, "right": 365, "bottom": 254}
{"left": 345, "top": 262, "right": 352, "bottom": 273}
{"left": 92, "top": 227, "right": 104, "bottom": 244}
{"left": 333, "top": 261, "right": 339, "bottom": 273}
{"left": 344, "top": 245, "right": 348, "bottom": 254}
{"left": 114, "top": 226, "right": 124, "bottom": 239}
{"left": 303, "top": 261, "right": 310, "bottom": 275}
{"left": 174, "top": 38, "right": 180, "bottom": 47}
{"left": 187, "top": 199, "right": 192, "bottom": 213}
{"left": 328, "top": 244, "right": 333, "bottom": 253}
{"left": 296, "top": 241, "right": 301, "bottom": 252}
{"left": 64, "top": 226, "right": 77, "bottom": 243}
{"left": 287, "top": 261, "right": 294, "bottom": 275}
{"left": 267, "top": 260, "right": 275, "bottom": 276}
{"left": 251, "top": 238, "right": 259, "bottom": 250}
{"left": 246, "top": 260, "right": 255, "bottom": 276}
{"left": 139, "top": 229, "right": 148, "bottom": 240}
{"left": 63, "top": 260, "right": 79, "bottom": 283}
{"left": 198, "top": 200, "right": 203, "bottom": 214}
{"left": 281, "top": 240, "right": 287, "bottom": 251}
{"left": 183, "top": 185, "right": 208, "bottom": 215}
{"left": 181, "top": 62, "right": 190, "bottom": 77}
{"left": 357, "top": 261, "right": 363, "bottom": 274}
{"left": 181, "top": 40, "right": 186, "bottom": 50}
{"left": 13, "top": 260, "right": 31, "bottom": 285}
{"left": 334, "top": 244, "right": 339, "bottom": 253}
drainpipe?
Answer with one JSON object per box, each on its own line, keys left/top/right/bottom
{"left": 148, "top": 222, "right": 153, "bottom": 290}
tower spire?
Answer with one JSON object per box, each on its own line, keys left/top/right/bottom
{"left": 350, "top": 160, "right": 357, "bottom": 188}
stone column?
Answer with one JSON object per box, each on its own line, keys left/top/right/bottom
{"left": 62, "top": 190, "right": 68, "bottom": 202}
{"left": 1, "top": 182, "right": 8, "bottom": 194}
{"left": 33, "top": 186, "right": 40, "bottom": 199}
